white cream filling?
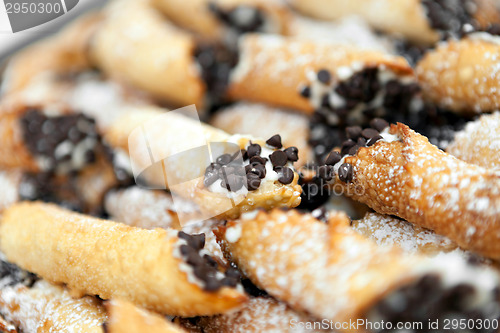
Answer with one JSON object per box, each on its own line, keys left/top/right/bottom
{"left": 225, "top": 224, "right": 242, "bottom": 243}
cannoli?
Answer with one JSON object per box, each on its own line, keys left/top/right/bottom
{"left": 352, "top": 212, "right": 461, "bottom": 256}
{"left": 0, "top": 279, "right": 106, "bottom": 333}
{"left": 1, "top": 12, "right": 102, "bottom": 95}
{"left": 227, "top": 34, "right": 418, "bottom": 124}
{"left": 211, "top": 102, "right": 313, "bottom": 167}
{"left": 89, "top": 0, "right": 205, "bottom": 108}
{"left": 216, "top": 209, "right": 500, "bottom": 326}
{"left": 105, "top": 106, "right": 302, "bottom": 220}
{"left": 0, "top": 202, "right": 247, "bottom": 316}
{"left": 177, "top": 297, "right": 330, "bottom": 333}
{"left": 105, "top": 299, "right": 186, "bottom": 333}
{"left": 416, "top": 33, "right": 500, "bottom": 113}
{"left": 0, "top": 104, "right": 102, "bottom": 174}
{"left": 151, "top": 0, "right": 290, "bottom": 42}
{"left": 288, "top": 0, "right": 500, "bottom": 45}
{"left": 322, "top": 121, "right": 500, "bottom": 259}
{"left": 447, "top": 112, "right": 500, "bottom": 169}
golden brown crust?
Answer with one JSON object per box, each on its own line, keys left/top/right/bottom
{"left": 446, "top": 112, "right": 500, "bottom": 169}
{"left": 105, "top": 299, "right": 186, "bottom": 333}
{"left": 0, "top": 280, "right": 106, "bottom": 333}
{"left": 334, "top": 123, "right": 500, "bottom": 259}
{"left": 227, "top": 34, "right": 413, "bottom": 113}
{"left": 2, "top": 12, "right": 102, "bottom": 95}
{"left": 416, "top": 36, "right": 500, "bottom": 113}
{"left": 90, "top": 0, "right": 205, "bottom": 108}
{"left": 0, "top": 202, "right": 247, "bottom": 316}
{"left": 215, "top": 209, "right": 421, "bottom": 323}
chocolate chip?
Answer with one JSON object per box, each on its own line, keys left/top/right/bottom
{"left": 249, "top": 155, "right": 267, "bottom": 165}
{"left": 216, "top": 154, "right": 232, "bottom": 165}
{"left": 370, "top": 118, "right": 389, "bottom": 132}
{"left": 246, "top": 142, "right": 261, "bottom": 158}
{"left": 348, "top": 145, "right": 360, "bottom": 156}
{"left": 300, "top": 85, "right": 311, "bottom": 98}
{"left": 357, "top": 137, "right": 367, "bottom": 147}
{"left": 204, "top": 171, "right": 219, "bottom": 187}
{"left": 318, "top": 165, "right": 335, "bottom": 182}
{"left": 247, "top": 173, "right": 261, "bottom": 191}
{"left": 284, "top": 147, "right": 299, "bottom": 162}
{"left": 325, "top": 151, "right": 341, "bottom": 166}
{"left": 346, "top": 126, "right": 362, "bottom": 140}
{"left": 278, "top": 167, "right": 294, "bottom": 184}
{"left": 266, "top": 134, "right": 282, "bottom": 149}
{"left": 269, "top": 150, "right": 287, "bottom": 168}
{"left": 224, "top": 174, "right": 245, "bottom": 191}
{"left": 179, "top": 232, "right": 206, "bottom": 250}
{"left": 321, "top": 94, "right": 330, "bottom": 108}
{"left": 341, "top": 139, "right": 356, "bottom": 156}
{"left": 338, "top": 163, "right": 353, "bottom": 183}
{"left": 361, "top": 128, "right": 379, "bottom": 140}
{"left": 367, "top": 135, "right": 382, "bottom": 146}
{"left": 241, "top": 149, "right": 248, "bottom": 161}
{"left": 248, "top": 163, "right": 266, "bottom": 179}
{"left": 186, "top": 251, "right": 205, "bottom": 266}
{"left": 317, "top": 69, "right": 331, "bottom": 84}
{"left": 225, "top": 267, "right": 241, "bottom": 279}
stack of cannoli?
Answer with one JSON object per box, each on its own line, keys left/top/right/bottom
{"left": 1, "top": 0, "right": 500, "bottom": 331}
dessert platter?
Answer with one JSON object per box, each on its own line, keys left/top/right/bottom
{"left": 0, "top": 0, "right": 499, "bottom": 332}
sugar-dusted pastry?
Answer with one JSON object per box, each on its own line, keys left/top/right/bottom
{"left": 0, "top": 202, "right": 247, "bottom": 316}
{"left": 177, "top": 297, "right": 330, "bottom": 333}
{"left": 417, "top": 34, "right": 500, "bottom": 113}
{"left": 322, "top": 121, "right": 500, "bottom": 259}
{"left": 227, "top": 34, "right": 417, "bottom": 123}
{"left": 288, "top": 0, "right": 500, "bottom": 45}
{"left": 216, "top": 209, "right": 500, "bottom": 326}
{"left": 352, "top": 212, "right": 461, "bottom": 256}
{"left": 105, "top": 106, "right": 302, "bottom": 219}
{"left": 105, "top": 299, "right": 186, "bottom": 333}
{"left": 151, "top": 0, "right": 290, "bottom": 41}
{"left": 447, "top": 112, "right": 500, "bottom": 170}
{"left": 211, "top": 102, "right": 313, "bottom": 167}
{"left": 0, "top": 315, "right": 16, "bottom": 333}
{"left": 0, "top": 108, "right": 101, "bottom": 174}
{"left": 1, "top": 12, "right": 101, "bottom": 95}
{"left": 90, "top": 0, "right": 205, "bottom": 108}
{"left": 0, "top": 280, "right": 106, "bottom": 333}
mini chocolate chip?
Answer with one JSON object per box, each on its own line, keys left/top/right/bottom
{"left": 357, "top": 137, "right": 367, "bottom": 146}
{"left": 186, "top": 252, "right": 205, "bottom": 266}
{"left": 249, "top": 155, "right": 267, "bottom": 165}
{"left": 300, "top": 85, "right": 311, "bottom": 98}
{"left": 284, "top": 147, "right": 299, "bottom": 162}
{"left": 269, "top": 150, "right": 287, "bottom": 168}
{"left": 204, "top": 171, "right": 219, "bottom": 187}
{"left": 278, "top": 167, "right": 294, "bottom": 184}
{"left": 317, "top": 69, "right": 331, "bottom": 84}
{"left": 249, "top": 163, "right": 266, "bottom": 179}
{"left": 321, "top": 94, "right": 330, "bottom": 107}
{"left": 266, "top": 134, "right": 282, "bottom": 148}
{"left": 325, "top": 151, "right": 341, "bottom": 166}
{"left": 179, "top": 244, "right": 191, "bottom": 256}
{"left": 203, "top": 277, "right": 222, "bottom": 292}
{"left": 246, "top": 142, "right": 261, "bottom": 158}
{"left": 338, "top": 163, "right": 353, "bottom": 183}
{"left": 204, "top": 254, "right": 218, "bottom": 268}
{"left": 346, "top": 126, "right": 362, "bottom": 140}
{"left": 348, "top": 145, "right": 360, "bottom": 156}
{"left": 370, "top": 118, "right": 389, "bottom": 132}
{"left": 318, "top": 165, "right": 334, "bottom": 182}
{"left": 179, "top": 232, "right": 206, "bottom": 250}
{"left": 225, "top": 267, "right": 241, "bottom": 279}
{"left": 223, "top": 174, "right": 245, "bottom": 191}
{"left": 341, "top": 139, "right": 356, "bottom": 156}
{"left": 367, "top": 135, "right": 383, "bottom": 146}
{"left": 361, "top": 128, "right": 379, "bottom": 140}
{"left": 221, "top": 276, "right": 238, "bottom": 287}
{"left": 241, "top": 149, "right": 248, "bottom": 160}
{"left": 216, "top": 154, "right": 232, "bottom": 165}
{"left": 247, "top": 173, "right": 261, "bottom": 191}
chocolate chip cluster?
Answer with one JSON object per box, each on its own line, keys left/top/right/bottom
{"left": 21, "top": 109, "right": 99, "bottom": 174}
{"left": 317, "top": 118, "right": 390, "bottom": 185}
{"left": 369, "top": 273, "right": 500, "bottom": 331}
{"left": 178, "top": 231, "right": 240, "bottom": 292}
{"left": 204, "top": 135, "right": 298, "bottom": 193}
{"left": 422, "top": 0, "right": 478, "bottom": 39}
